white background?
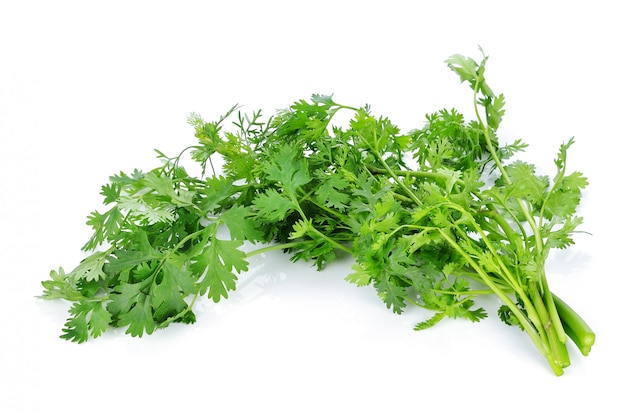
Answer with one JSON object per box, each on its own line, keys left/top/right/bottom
{"left": 1, "top": 1, "right": 624, "bottom": 411}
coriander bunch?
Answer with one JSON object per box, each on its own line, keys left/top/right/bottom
{"left": 41, "top": 50, "right": 593, "bottom": 376}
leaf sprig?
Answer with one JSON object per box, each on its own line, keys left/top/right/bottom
{"left": 41, "top": 50, "right": 593, "bottom": 376}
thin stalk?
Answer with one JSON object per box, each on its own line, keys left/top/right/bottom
{"left": 297, "top": 186, "right": 353, "bottom": 223}
{"left": 287, "top": 190, "right": 354, "bottom": 256}
{"left": 309, "top": 226, "right": 354, "bottom": 254}
{"left": 367, "top": 166, "right": 456, "bottom": 184}
{"left": 377, "top": 166, "right": 532, "bottom": 245}
{"left": 245, "top": 241, "right": 312, "bottom": 258}
{"left": 360, "top": 127, "right": 423, "bottom": 207}
{"left": 374, "top": 152, "right": 424, "bottom": 207}
{"left": 428, "top": 288, "right": 497, "bottom": 296}
{"left": 470, "top": 70, "right": 544, "bottom": 257}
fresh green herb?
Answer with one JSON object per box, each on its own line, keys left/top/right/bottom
{"left": 41, "top": 50, "right": 593, "bottom": 376}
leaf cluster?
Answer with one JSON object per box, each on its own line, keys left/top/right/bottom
{"left": 41, "top": 51, "right": 593, "bottom": 376}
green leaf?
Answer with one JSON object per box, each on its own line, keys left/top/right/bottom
{"left": 544, "top": 169, "right": 588, "bottom": 217}
{"left": 497, "top": 161, "right": 550, "bottom": 208}
{"left": 200, "top": 175, "right": 235, "bottom": 213}
{"left": 106, "top": 230, "right": 164, "bottom": 275}
{"left": 262, "top": 144, "right": 311, "bottom": 194}
{"left": 544, "top": 215, "right": 585, "bottom": 249}
{"left": 117, "top": 195, "right": 176, "bottom": 224}
{"left": 446, "top": 54, "right": 479, "bottom": 86}
{"left": 414, "top": 312, "right": 446, "bottom": 331}
{"left": 60, "top": 301, "right": 112, "bottom": 343}
{"left": 289, "top": 218, "right": 313, "bottom": 240}
{"left": 100, "top": 182, "right": 121, "bottom": 204}
{"left": 252, "top": 188, "right": 297, "bottom": 221}
{"left": 89, "top": 302, "right": 112, "bottom": 339}
{"left": 403, "top": 230, "right": 437, "bottom": 254}
{"left": 192, "top": 239, "right": 247, "bottom": 302}
{"left": 345, "top": 263, "right": 372, "bottom": 287}
{"left": 144, "top": 171, "right": 196, "bottom": 208}
{"left": 310, "top": 93, "right": 336, "bottom": 106}
{"left": 60, "top": 302, "right": 91, "bottom": 343}
{"left": 543, "top": 179, "right": 585, "bottom": 219}
{"left": 117, "top": 294, "right": 155, "bottom": 337}
{"left": 40, "top": 268, "right": 82, "bottom": 301}
{"left": 220, "top": 205, "right": 264, "bottom": 242}
{"left": 486, "top": 93, "right": 506, "bottom": 130}
{"left": 374, "top": 275, "right": 406, "bottom": 314}
{"left": 451, "top": 302, "right": 488, "bottom": 323}
{"left": 315, "top": 172, "right": 351, "bottom": 210}
{"left": 447, "top": 49, "right": 494, "bottom": 98}
{"left": 107, "top": 281, "right": 144, "bottom": 317}
{"left": 153, "top": 263, "right": 194, "bottom": 321}
{"left": 68, "top": 250, "right": 109, "bottom": 282}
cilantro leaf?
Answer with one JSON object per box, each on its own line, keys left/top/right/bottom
{"left": 60, "top": 301, "right": 112, "bottom": 343}
{"left": 314, "top": 172, "right": 351, "bottom": 210}
{"left": 116, "top": 294, "right": 155, "bottom": 338}
{"left": 220, "top": 205, "right": 264, "bottom": 242}
{"left": 192, "top": 239, "right": 248, "bottom": 302}
{"left": 67, "top": 250, "right": 109, "bottom": 282}
{"left": 374, "top": 275, "right": 407, "bottom": 314}
{"left": 252, "top": 189, "right": 297, "bottom": 221}
{"left": 262, "top": 144, "right": 311, "bottom": 194}
{"left": 152, "top": 262, "right": 195, "bottom": 322}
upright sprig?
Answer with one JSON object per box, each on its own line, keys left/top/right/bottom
{"left": 443, "top": 49, "right": 591, "bottom": 373}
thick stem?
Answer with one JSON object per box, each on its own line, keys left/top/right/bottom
{"left": 552, "top": 293, "right": 595, "bottom": 356}
{"left": 540, "top": 271, "right": 567, "bottom": 344}
{"left": 528, "top": 283, "right": 570, "bottom": 368}
{"left": 438, "top": 229, "right": 564, "bottom": 375}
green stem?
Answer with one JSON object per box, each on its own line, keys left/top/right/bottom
{"left": 552, "top": 293, "right": 595, "bottom": 356}
{"left": 539, "top": 271, "right": 567, "bottom": 344}
{"left": 309, "top": 226, "right": 354, "bottom": 254}
{"left": 436, "top": 229, "right": 565, "bottom": 375}
{"left": 467, "top": 69, "right": 573, "bottom": 373}
{"left": 287, "top": 190, "right": 354, "bottom": 256}
{"left": 245, "top": 241, "right": 312, "bottom": 258}
{"left": 528, "top": 283, "right": 570, "bottom": 368}
{"left": 297, "top": 186, "right": 353, "bottom": 223}
{"left": 429, "top": 288, "right": 496, "bottom": 296}
{"left": 367, "top": 166, "right": 456, "bottom": 184}
{"left": 471, "top": 68, "right": 544, "bottom": 258}
{"left": 376, "top": 166, "right": 533, "bottom": 245}
{"left": 376, "top": 154, "right": 424, "bottom": 206}
{"left": 361, "top": 131, "right": 424, "bottom": 207}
